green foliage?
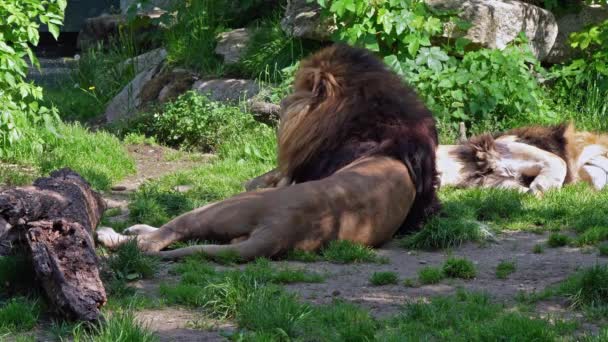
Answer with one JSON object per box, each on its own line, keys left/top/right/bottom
{"left": 0, "top": 0, "right": 65, "bottom": 156}
{"left": 496, "top": 260, "right": 516, "bottom": 279}
{"left": 2, "top": 122, "right": 134, "bottom": 190}
{"left": 533, "top": 244, "right": 544, "bottom": 254}
{"left": 131, "top": 92, "right": 272, "bottom": 153}
{"left": 409, "top": 38, "right": 552, "bottom": 131}
{"left": 556, "top": 264, "right": 608, "bottom": 313}
{"left": 0, "top": 297, "right": 40, "bottom": 334}
{"left": 417, "top": 266, "right": 444, "bottom": 284}
{"left": 71, "top": 311, "right": 158, "bottom": 342}
{"left": 0, "top": 254, "right": 36, "bottom": 296}
{"left": 443, "top": 257, "right": 476, "bottom": 279}
{"left": 549, "top": 19, "right": 608, "bottom": 131}
{"left": 379, "top": 290, "right": 572, "bottom": 341}
{"left": 370, "top": 271, "right": 399, "bottom": 286}
{"left": 287, "top": 249, "right": 322, "bottom": 262}
{"left": 107, "top": 240, "right": 159, "bottom": 281}
{"left": 547, "top": 233, "right": 570, "bottom": 247}
{"left": 599, "top": 242, "right": 608, "bottom": 256}
{"left": 321, "top": 240, "right": 388, "bottom": 264}
{"left": 237, "top": 14, "right": 320, "bottom": 83}
{"left": 317, "top": 0, "right": 459, "bottom": 59}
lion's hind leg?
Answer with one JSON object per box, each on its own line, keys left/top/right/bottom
{"left": 154, "top": 229, "right": 281, "bottom": 261}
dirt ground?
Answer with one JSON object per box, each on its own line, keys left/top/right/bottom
{"left": 97, "top": 145, "right": 607, "bottom": 341}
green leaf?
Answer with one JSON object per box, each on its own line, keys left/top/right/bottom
{"left": 48, "top": 23, "right": 60, "bottom": 40}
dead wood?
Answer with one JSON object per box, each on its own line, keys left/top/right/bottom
{"left": 0, "top": 168, "right": 107, "bottom": 322}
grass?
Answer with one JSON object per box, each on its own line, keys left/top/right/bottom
{"left": 418, "top": 266, "right": 444, "bottom": 284}
{"left": 0, "top": 254, "right": 37, "bottom": 297}
{"left": 533, "top": 244, "right": 544, "bottom": 254}
{"left": 443, "top": 257, "right": 477, "bottom": 279}
{"left": 2, "top": 121, "right": 135, "bottom": 189}
{"left": 71, "top": 311, "right": 157, "bottom": 342}
{"left": 369, "top": 271, "right": 399, "bottom": 286}
{"left": 160, "top": 258, "right": 323, "bottom": 319}
{"left": 287, "top": 250, "right": 322, "bottom": 262}
{"left": 496, "top": 260, "right": 517, "bottom": 279}
{"left": 106, "top": 240, "right": 160, "bottom": 281}
{"left": 321, "top": 240, "right": 388, "bottom": 264}
{"left": 405, "top": 184, "right": 608, "bottom": 250}
{"left": 599, "top": 242, "right": 608, "bottom": 256}
{"left": 0, "top": 297, "right": 40, "bottom": 334}
{"left": 555, "top": 264, "right": 608, "bottom": 310}
{"left": 547, "top": 233, "right": 570, "bottom": 248}
{"left": 235, "top": 13, "right": 320, "bottom": 83}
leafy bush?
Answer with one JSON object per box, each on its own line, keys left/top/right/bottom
{"left": 317, "top": 0, "right": 552, "bottom": 134}
{"left": 237, "top": 14, "right": 320, "bottom": 83}
{"left": 549, "top": 19, "right": 608, "bottom": 131}
{"left": 134, "top": 92, "right": 264, "bottom": 152}
{"left": 0, "top": 0, "right": 65, "bottom": 156}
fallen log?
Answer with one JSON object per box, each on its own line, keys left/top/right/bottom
{"left": 0, "top": 168, "right": 107, "bottom": 322}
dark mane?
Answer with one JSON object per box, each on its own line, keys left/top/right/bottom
{"left": 278, "top": 44, "right": 440, "bottom": 233}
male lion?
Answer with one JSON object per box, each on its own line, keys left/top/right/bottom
{"left": 97, "top": 44, "right": 440, "bottom": 260}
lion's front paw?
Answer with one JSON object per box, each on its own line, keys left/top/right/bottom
{"left": 123, "top": 224, "right": 159, "bottom": 236}
{"left": 96, "top": 227, "right": 128, "bottom": 249}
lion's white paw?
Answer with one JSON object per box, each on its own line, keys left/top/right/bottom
{"left": 96, "top": 226, "right": 128, "bottom": 249}
{"left": 123, "top": 224, "right": 159, "bottom": 236}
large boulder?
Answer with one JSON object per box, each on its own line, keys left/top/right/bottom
{"left": 104, "top": 49, "right": 167, "bottom": 123}
{"left": 545, "top": 5, "right": 608, "bottom": 64}
{"left": 215, "top": 28, "right": 252, "bottom": 64}
{"left": 281, "top": 0, "right": 335, "bottom": 41}
{"left": 192, "top": 79, "right": 260, "bottom": 102}
{"left": 426, "top": 0, "right": 558, "bottom": 61}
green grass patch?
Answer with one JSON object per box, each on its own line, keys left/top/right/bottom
{"left": 599, "top": 242, "right": 608, "bottom": 256}
{"left": 286, "top": 250, "right": 321, "bottom": 262}
{"left": 321, "top": 240, "right": 388, "bottom": 264}
{"left": 370, "top": 271, "right": 399, "bottom": 286}
{"left": 547, "top": 233, "right": 570, "bottom": 248}
{"left": 0, "top": 254, "right": 37, "bottom": 296}
{"left": 3, "top": 122, "right": 135, "bottom": 189}
{"left": 378, "top": 290, "right": 574, "bottom": 341}
{"left": 443, "top": 257, "right": 477, "bottom": 279}
{"left": 407, "top": 184, "right": 608, "bottom": 250}
{"left": 417, "top": 266, "right": 444, "bottom": 285}
{"left": 107, "top": 240, "right": 159, "bottom": 281}
{"left": 533, "top": 244, "right": 544, "bottom": 254}
{"left": 71, "top": 310, "right": 157, "bottom": 342}
{"left": 496, "top": 260, "right": 517, "bottom": 279}
{"left": 0, "top": 297, "right": 40, "bottom": 334}
{"left": 161, "top": 258, "right": 322, "bottom": 319}
{"left": 555, "top": 264, "right": 608, "bottom": 310}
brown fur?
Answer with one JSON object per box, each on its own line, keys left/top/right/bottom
{"left": 96, "top": 45, "right": 438, "bottom": 259}
{"left": 278, "top": 44, "right": 440, "bottom": 232}
{"left": 97, "top": 156, "right": 416, "bottom": 260}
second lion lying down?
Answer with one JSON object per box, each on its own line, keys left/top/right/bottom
{"left": 97, "top": 44, "right": 440, "bottom": 259}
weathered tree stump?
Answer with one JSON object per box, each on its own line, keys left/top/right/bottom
{"left": 0, "top": 168, "right": 107, "bottom": 322}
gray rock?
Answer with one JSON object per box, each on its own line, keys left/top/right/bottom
{"left": 425, "top": 0, "right": 558, "bottom": 60}
{"left": 215, "top": 28, "right": 252, "bottom": 64}
{"left": 545, "top": 5, "right": 608, "bottom": 64}
{"left": 192, "top": 79, "right": 260, "bottom": 102}
{"left": 281, "top": 0, "right": 335, "bottom": 41}
{"left": 122, "top": 48, "right": 167, "bottom": 73}
{"left": 104, "top": 65, "right": 161, "bottom": 123}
